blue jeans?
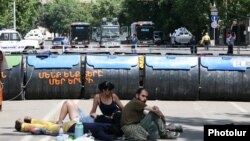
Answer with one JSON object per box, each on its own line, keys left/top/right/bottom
{"left": 77, "top": 108, "right": 94, "bottom": 123}
{"left": 139, "top": 112, "right": 166, "bottom": 140}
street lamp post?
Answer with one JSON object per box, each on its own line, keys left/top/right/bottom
{"left": 13, "top": 0, "right": 16, "bottom": 30}
{"left": 210, "top": 3, "right": 218, "bottom": 46}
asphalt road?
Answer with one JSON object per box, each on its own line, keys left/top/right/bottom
{"left": 0, "top": 100, "right": 250, "bottom": 141}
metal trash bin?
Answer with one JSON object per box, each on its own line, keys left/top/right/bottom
{"left": 84, "top": 55, "right": 140, "bottom": 99}
{"left": 200, "top": 56, "right": 250, "bottom": 101}
{"left": 1, "top": 55, "right": 23, "bottom": 100}
{"left": 144, "top": 55, "right": 199, "bottom": 100}
{"left": 25, "top": 54, "right": 82, "bottom": 99}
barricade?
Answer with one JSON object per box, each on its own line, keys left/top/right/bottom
{"left": 200, "top": 56, "right": 250, "bottom": 101}
{"left": 25, "top": 54, "right": 82, "bottom": 99}
{"left": 144, "top": 55, "right": 199, "bottom": 100}
{"left": 1, "top": 55, "right": 23, "bottom": 100}
{"left": 84, "top": 55, "right": 140, "bottom": 99}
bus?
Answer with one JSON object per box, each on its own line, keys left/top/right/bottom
{"left": 70, "top": 22, "right": 90, "bottom": 47}
{"left": 130, "top": 21, "right": 155, "bottom": 45}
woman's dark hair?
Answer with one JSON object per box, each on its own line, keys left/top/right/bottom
{"left": 98, "top": 81, "right": 115, "bottom": 92}
{"left": 136, "top": 88, "right": 147, "bottom": 95}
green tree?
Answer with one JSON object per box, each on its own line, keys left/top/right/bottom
{"left": 168, "top": 0, "right": 211, "bottom": 36}
{"left": 217, "top": 0, "right": 250, "bottom": 27}
{"left": 44, "top": 0, "right": 92, "bottom": 35}
{"left": 119, "top": 0, "right": 160, "bottom": 26}
{"left": 0, "top": 1, "right": 15, "bottom": 29}
{"left": 16, "top": 0, "right": 40, "bottom": 34}
{"left": 0, "top": 0, "right": 40, "bottom": 34}
{"left": 91, "top": 0, "right": 123, "bottom": 26}
{"left": 120, "top": 0, "right": 250, "bottom": 39}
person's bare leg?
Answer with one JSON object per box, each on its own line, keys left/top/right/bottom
{"left": 57, "top": 100, "right": 79, "bottom": 123}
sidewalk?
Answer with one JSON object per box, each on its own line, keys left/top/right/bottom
{"left": 62, "top": 44, "right": 250, "bottom": 56}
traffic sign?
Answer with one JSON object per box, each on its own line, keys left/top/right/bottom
{"left": 211, "top": 15, "right": 218, "bottom": 22}
{"left": 211, "top": 21, "right": 218, "bottom": 28}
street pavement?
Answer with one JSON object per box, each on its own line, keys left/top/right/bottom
{"left": 1, "top": 100, "right": 250, "bottom": 141}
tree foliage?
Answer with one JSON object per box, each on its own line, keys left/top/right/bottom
{"left": 119, "top": 0, "right": 210, "bottom": 37}
{"left": 0, "top": 0, "right": 40, "bottom": 34}
{"left": 0, "top": 0, "right": 12, "bottom": 28}
{"left": 43, "top": 0, "right": 123, "bottom": 34}
{"left": 119, "top": 0, "right": 160, "bottom": 26}
{"left": 90, "top": 0, "right": 123, "bottom": 26}
{"left": 1, "top": 0, "right": 250, "bottom": 37}
{"left": 43, "top": 0, "right": 93, "bottom": 35}
{"left": 16, "top": 0, "right": 40, "bottom": 34}
{"left": 120, "top": 0, "right": 250, "bottom": 37}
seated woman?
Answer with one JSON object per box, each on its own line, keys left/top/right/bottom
{"left": 15, "top": 117, "right": 118, "bottom": 141}
{"left": 57, "top": 81, "right": 124, "bottom": 125}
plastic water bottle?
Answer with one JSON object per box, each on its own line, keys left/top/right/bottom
{"left": 56, "top": 125, "right": 64, "bottom": 141}
{"left": 59, "top": 125, "right": 64, "bottom": 135}
{"left": 74, "top": 122, "right": 84, "bottom": 139}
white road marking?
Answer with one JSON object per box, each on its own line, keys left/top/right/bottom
{"left": 229, "top": 102, "right": 248, "bottom": 113}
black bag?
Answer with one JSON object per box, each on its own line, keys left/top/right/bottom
{"left": 95, "top": 115, "right": 112, "bottom": 123}
{"left": 95, "top": 112, "right": 123, "bottom": 136}
{"left": 95, "top": 111, "right": 122, "bottom": 124}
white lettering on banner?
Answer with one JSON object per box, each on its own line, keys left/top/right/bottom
{"left": 233, "top": 61, "right": 250, "bottom": 67}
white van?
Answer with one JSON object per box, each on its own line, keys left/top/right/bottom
{"left": 24, "top": 29, "right": 44, "bottom": 45}
{"left": 0, "top": 29, "right": 39, "bottom": 53}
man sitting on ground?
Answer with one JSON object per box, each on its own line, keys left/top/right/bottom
{"left": 120, "top": 88, "right": 183, "bottom": 140}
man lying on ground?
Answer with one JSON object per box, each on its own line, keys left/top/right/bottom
{"left": 14, "top": 116, "right": 120, "bottom": 141}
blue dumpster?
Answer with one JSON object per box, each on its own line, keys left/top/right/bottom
{"left": 200, "top": 56, "right": 250, "bottom": 101}
{"left": 84, "top": 55, "right": 140, "bottom": 99}
{"left": 144, "top": 55, "right": 199, "bottom": 100}
{"left": 1, "top": 55, "right": 23, "bottom": 100}
{"left": 25, "top": 55, "right": 83, "bottom": 99}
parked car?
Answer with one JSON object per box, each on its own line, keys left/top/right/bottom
{"left": 0, "top": 29, "right": 39, "bottom": 53}
{"left": 51, "top": 37, "right": 64, "bottom": 49}
{"left": 24, "top": 29, "right": 44, "bottom": 45}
